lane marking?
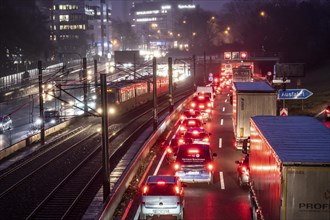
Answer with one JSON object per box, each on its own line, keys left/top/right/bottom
{"left": 153, "top": 146, "right": 167, "bottom": 175}
{"left": 227, "top": 93, "right": 230, "bottom": 96}
{"left": 222, "top": 107, "right": 225, "bottom": 112}
{"left": 219, "top": 138, "right": 222, "bottom": 148}
{"left": 220, "top": 119, "right": 224, "bottom": 125}
{"left": 219, "top": 172, "right": 225, "bottom": 190}
{"left": 225, "top": 99, "right": 227, "bottom": 103}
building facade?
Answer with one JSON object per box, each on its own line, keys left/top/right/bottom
{"left": 130, "top": 0, "right": 196, "bottom": 52}
{"left": 50, "top": 0, "right": 112, "bottom": 60}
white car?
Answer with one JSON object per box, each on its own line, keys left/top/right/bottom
{"left": 174, "top": 144, "right": 217, "bottom": 184}
{"left": 0, "top": 115, "right": 12, "bottom": 133}
{"left": 140, "top": 175, "right": 185, "bottom": 220}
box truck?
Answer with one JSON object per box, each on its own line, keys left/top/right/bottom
{"left": 249, "top": 116, "right": 330, "bottom": 220}
{"left": 232, "top": 82, "right": 276, "bottom": 149}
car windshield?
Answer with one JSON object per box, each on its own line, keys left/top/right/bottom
{"left": 145, "top": 183, "right": 176, "bottom": 196}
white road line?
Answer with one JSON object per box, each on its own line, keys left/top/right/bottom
{"left": 225, "top": 99, "right": 227, "bottom": 103}
{"left": 219, "top": 138, "right": 222, "bottom": 148}
{"left": 227, "top": 93, "right": 230, "bottom": 96}
{"left": 153, "top": 149, "right": 167, "bottom": 175}
{"left": 219, "top": 172, "right": 225, "bottom": 190}
{"left": 220, "top": 119, "right": 224, "bottom": 125}
{"left": 222, "top": 107, "right": 225, "bottom": 112}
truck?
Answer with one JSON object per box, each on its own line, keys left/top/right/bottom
{"left": 232, "top": 66, "right": 252, "bottom": 82}
{"left": 232, "top": 82, "right": 276, "bottom": 149}
{"left": 249, "top": 116, "right": 330, "bottom": 220}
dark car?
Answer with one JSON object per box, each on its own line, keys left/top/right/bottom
{"left": 44, "top": 110, "right": 61, "bottom": 124}
{"left": 325, "top": 105, "right": 330, "bottom": 121}
{"left": 180, "top": 109, "right": 203, "bottom": 122}
{"left": 182, "top": 127, "right": 211, "bottom": 144}
{"left": 235, "top": 154, "right": 250, "bottom": 187}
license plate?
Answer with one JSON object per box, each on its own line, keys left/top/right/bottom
{"left": 153, "top": 209, "right": 169, "bottom": 214}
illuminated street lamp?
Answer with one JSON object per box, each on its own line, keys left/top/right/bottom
{"left": 260, "top": 11, "right": 266, "bottom": 17}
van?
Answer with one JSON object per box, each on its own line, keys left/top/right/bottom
{"left": 196, "top": 86, "right": 214, "bottom": 102}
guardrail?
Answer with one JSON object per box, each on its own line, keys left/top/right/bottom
{"left": 99, "top": 95, "right": 193, "bottom": 220}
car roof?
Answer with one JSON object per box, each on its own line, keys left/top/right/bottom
{"left": 147, "top": 175, "right": 177, "bottom": 184}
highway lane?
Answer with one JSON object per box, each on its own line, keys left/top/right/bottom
{"left": 131, "top": 88, "right": 252, "bottom": 220}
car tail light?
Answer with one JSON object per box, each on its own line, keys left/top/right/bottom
{"left": 191, "top": 102, "right": 196, "bottom": 108}
{"left": 178, "top": 139, "right": 185, "bottom": 144}
{"left": 203, "top": 137, "right": 209, "bottom": 142}
{"left": 326, "top": 109, "right": 330, "bottom": 113}
{"left": 188, "top": 149, "right": 199, "bottom": 154}
{"left": 157, "top": 180, "right": 166, "bottom": 185}
{"left": 174, "top": 162, "right": 181, "bottom": 170}
{"left": 207, "top": 163, "right": 214, "bottom": 171}
{"left": 142, "top": 185, "right": 149, "bottom": 194}
{"left": 180, "top": 115, "right": 185, "bottom": 120}
{"left": 188, "top": 120, "right": 196, "bottom": 125}
{"left": 167, "top": 147, "right": 173, "bottom": 154}
{"left": 242, "top": 166, "right": 249, "bottom": 173}
{"left": 192, "top": 130, "right": 199, "bottom": 135}
{"left": 174, "top": 185, "right": 180, "bottom": 194}
{"left": 199, "top": 104, "right": 205, "bottom": 109}
{"left": 207, "top": 103, "right": 212, "bottom": 107}
{"left": 180, "top": 126, "right": 185, "bottom": 131}
{"left": 206, "top": 109, "right": 211, "bottom": 113}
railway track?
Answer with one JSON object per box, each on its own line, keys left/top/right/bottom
{"left": 0, "top": 82, "right": 194, "bottom": 219}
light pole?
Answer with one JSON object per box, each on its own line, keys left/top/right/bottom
{"left": 38, "top": 61, "right": 45, "bottom": 145}
{"left": 168, "top": 57, "right": 174, "bottom": 113}
{"left": 152, "top": 57, "right": 158, "bottom": 130}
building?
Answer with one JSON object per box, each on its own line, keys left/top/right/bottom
{"left": 130, "top": 0, "right": 196, "bottom": 53}
{"left": 50, "top": 0, "right": 112, "bottom": 60}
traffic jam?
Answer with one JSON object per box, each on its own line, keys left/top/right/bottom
{"left": 127, "top": 67, "right": 330, "bottom": 220}
{"left": 134, "top": 76, "right": 253, "bottom": 220}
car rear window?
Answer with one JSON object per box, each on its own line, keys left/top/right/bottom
{"left": 146, "top": 183, "right": 177, "bottom": 196}
{"left": 176, "top": 146, "right": 211, "bottom": 164}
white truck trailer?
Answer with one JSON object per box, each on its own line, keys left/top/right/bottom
{"left": 249, "top": 116, "right": 330, "bottom": 220}
{"left": 232, "top": 82, "right": 276, "bottom": 149}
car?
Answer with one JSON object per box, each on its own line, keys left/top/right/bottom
{"left": 235, "top": 154, "right": 250, "bottom": 187}
{"left": 178, "top": 118, "right": 205, "bottom": 134}
{"left": 180, "top": 109, "right": 203, "bottom": 122}
{"left": 44, "top": 110, "right": 61, "bottom": 124}
{"left": 0, "top": 115, "right": 12, "bottom": 133}
{"left": 189, "top": 95, "right": 213, "bottom": 120}
{"left": 166, "top": 137, "right": 186, "bottom": 161}
{"left": 324, "top": 105, "right": 330, "bottom": 121}
{"left": 140, "top": 175, "right": 185, "bottom": 220}
{"left": 174, "top": 143, "right": 217, "bottom": 184}
{"left": 182, "top": 127, "right": 211, "bottom": 144}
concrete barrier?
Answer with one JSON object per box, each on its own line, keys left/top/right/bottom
{"left": 0, "top": 118, "right": 80, "bottom": 160}
{"left": 99, "top": 95, "right": 193, "bottom": 220}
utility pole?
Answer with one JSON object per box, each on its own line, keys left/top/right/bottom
{"left": 203, "top": 52, "right": 206, "bottom": 85}
{"left": 153, "top": 57, "right": 158, "bottom": 130}
{"left": 100, "top": 74, "right": 110, "bottom": 201}
{"left": 83, "top": 57, "right": 88, "bottom": 114}
{"left": 193, "top": 55, "right": 196, "bottom": 88}
{"left": 38, "top": 61, "right": 45, "bottom": 145}
{"left": 94, "top": 59, "right": 98, "bottom": 89}
{"left": 168, "top": 57, "right": 174, "bottom": 113}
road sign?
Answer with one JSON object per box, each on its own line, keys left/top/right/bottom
{"left": 208, "top": 76, "right": 213, "bottom": 81}
{"left": 272, "top": 79, "right": 291, "bottom": 84}
{"left": 280, "top": 108, "right": 288, "bottom": 116}
{"left": 277, "top": 89, "right": 313, "bottom": 100}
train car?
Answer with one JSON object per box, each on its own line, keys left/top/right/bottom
{"left": 97, "top": 76, "right": 168, "bottom": 116}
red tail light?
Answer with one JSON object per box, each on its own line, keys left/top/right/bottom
{"left": 199, "top": 104, "right": 205, "bottom": 109}
{"left": 167, "top": 147, "right": 173, "bottom": 154}
{"left": 174, "top": 162, "right": 181, "bottom": 170}
{"left": 242, "top": 166, "right": 249, "bottom": 173}
{"left": 174, "top": 185, "right": 180, "bottom": 194}
{"left": 207, "top": 163, "right": 214, "bottom": 171}
{"left": 207, "top": 103, "right": 212, "bottom": 107}
{"left": 157, "top": 180, "right": 166, "bottom": 185}
{"left": 142, "top": 185, "right": 149, "bottom": 194}
{"left": 203, "top": 137, "right": 209, "bottom": 142}
{"left": 180, "top": 115, "right": 185, "bottom": 120}
{"left": 180, "top": 126, "right": 185, "bottom": 131}
{"left": 188, "top": 149, "right": 199, "bottom": 154}
{"left": 191, "top": 102, "right": 196, "bottom": 107}
{"left": 326, "top": 109, "right": 330, "bottom": 113}
{"left": 192, "top": 130, "right": 199, "bottom": 135}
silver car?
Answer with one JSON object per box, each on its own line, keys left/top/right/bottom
{"left": 140, "top": 175, "right": 185, "bottom": 220}
{"left": 0, "top": 115, "right": 12, "bottom": 132}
